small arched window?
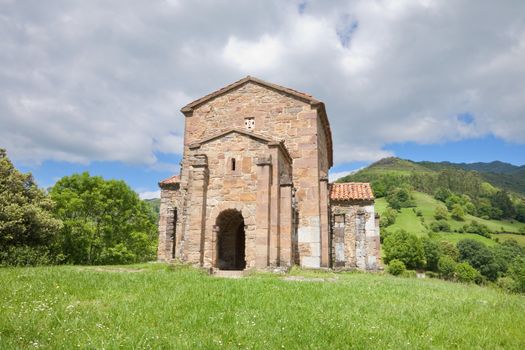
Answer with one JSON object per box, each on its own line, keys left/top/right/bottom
{"left": 231, "top": 158, "right": 236, "bottom": 171}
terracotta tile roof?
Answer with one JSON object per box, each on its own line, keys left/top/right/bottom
{"left": 159, "top": 175, "right": 180, "bottom": 187}
{"left": 330, "top": 182, "right": 374, "bottom": 201}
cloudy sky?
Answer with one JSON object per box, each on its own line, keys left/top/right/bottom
{"left": 1, "top": 0, "right": 524, "bottom": 198}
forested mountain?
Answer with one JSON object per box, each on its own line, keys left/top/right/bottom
{"left": 339, "top": 157, "right": 525, "bottom": 198}
{"left": 415, "top": 160, "right": 525, "bottom": 195}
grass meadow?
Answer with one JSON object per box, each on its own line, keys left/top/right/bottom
{"left": 1, "top": 264, "right": 525, "bottom": 349}
{"left": 376, "top": 192, "right": 525, "bottom": 247}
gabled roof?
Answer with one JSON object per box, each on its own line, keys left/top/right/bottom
{"left": 189, "top": 128, "right": 292, "bottom": 163}
{"left": 181, "top": 76, "right": 321, "bottom": 113}
{"left": 180, "top": 76, "right": 333, "bottom": 167}
{"left": 330, "top": 182, "right": 374, "bottom": 201}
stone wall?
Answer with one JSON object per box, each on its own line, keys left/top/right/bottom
{"left": 157, "top": 184, "right": 180, "bottom": 262}
{"left": 181, "top": 131, "right": 292, "bottom": 269}
{"left": 183, "top": 82, "right": 328, "bottom": 268}
{"left": 330, "top": 201, "right": 382, "bottom": 270}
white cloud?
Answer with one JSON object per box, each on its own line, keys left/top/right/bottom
{"left": 1, "top": 0, "right": 524, "bottom": 168}
{"left": 139, "top": 190, "right": 160, "bottom": 200}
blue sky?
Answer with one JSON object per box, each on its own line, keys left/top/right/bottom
{"left": 2, "top": 1, "right": 525, "bottom": 198}
{"left": 17, "top": 135, "right": 524, "bottom": 198}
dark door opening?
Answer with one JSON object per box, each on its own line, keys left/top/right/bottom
{"left": 216, "top": 209, "right": 246, "bottom": 270}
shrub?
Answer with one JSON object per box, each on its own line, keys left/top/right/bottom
{"left": 508, "top": 257, "right": 525, "bottom": 293}
{"left": 422, "top": 238, "right": 441, "bottom": 272}
{"left": 383, "top": 230, "right": 426, "bottom": 269}
{"left": 462, "top": 221, "right": 492, "bottom": 238}
{"left": 451, "top": 204, "right": 465, "bottom": 221}
{"left": 455, "top": 262, "right": 481, "bottom": 284}
{"left": 425, "top": 271, "right": 439, "bottom": 279}
{"left": 387, "top": 259, "right": 406, "bottom": 276}
{"left": 438, "top": 256, "right": 457, "bottom": 280}
{"left": 402, "top": 270, "right": 417, "bottom": 278}
{"left": 439, "top": 241, "right": 460, "bottom": 261}
{"left": 430, "top": 220, "right": 451, "bottom": 232}
{"left": 496, "top": 277, "right": 516, "bottom": 292}
{"left": 457, "top": 239, "right": 498, "bottom": 281}
{"left": 386, "top": 187, "right": 414, "bottom": 210}
{"left": 434, "top": 206, "right": 449, "bottom": 220}
{"left": 380, "top": 208, "right": 398, "bottom": 228}
{"left": 0, "top": 246, "right": 55, "bottom": 267}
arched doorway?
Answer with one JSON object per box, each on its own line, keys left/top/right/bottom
{"left": 216, "top": 209, "right": 246, "bottom": 270}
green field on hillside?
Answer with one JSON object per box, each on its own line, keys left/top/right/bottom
{"left": 376, "top": 191, "right": 525, "bottom": 246}
{"left": 1, "top": 264, "right": 525, "bottom": 349}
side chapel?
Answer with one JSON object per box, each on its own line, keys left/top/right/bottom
{"left": 157, "top": 76, "right": 381, "bottom": 270}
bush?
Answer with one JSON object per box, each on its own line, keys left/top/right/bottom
{"left": 380, "top": 207, "right": 398, "bottom": 228}
{"left": 434, "top": 206, "right": 449, "bottom": 220}
{"left": 386, "top": 187, "right": 414, "bottom": 210}
{"left": 402, "top": 270, "right": 417, "bottom": 278}
{"left": 463, "top": 220, "right": 492, "bottom": 238}
{"left": 508, "top": 257, "right": 525, "bottom": 293}
{"left": 430, "top": 220, "right": 451, "bottom": 232}
{"left": 455, "top": 262, "right": 481, "bottom": 284}
{"left": 439, "top": 241, "right": 460, "bottom": 261}
{"left": 438, "top": 256, "right": 457, "bottom": 280}
{"left": 451, "top": 204, "right": 465, "bottom": 221}
{"left": 422, "top": 238, "right": 441, "bottom": 272}
{"left": 496, "top": 277, "right": 517, "bottom": 292}
{"left": 383, "top": 230, "right": 426, "bottom": 269}
{"left": 425, "top": 271, "right": 439, "bottom": 279}
{"left": 457, "top": 239, "right": 498, "bottom": 281}
{"left": 387, "top": 259, "right": 406, "bottom": 276}
{"left": 0, "top": 246, "right": 55, "bottom": 267}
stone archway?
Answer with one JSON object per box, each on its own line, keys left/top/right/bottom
{"left": 216, "top": 209, "right": 246, "bottom": 270}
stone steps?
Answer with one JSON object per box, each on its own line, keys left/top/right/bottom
{"left": 213, "top": 269, "right": 245, "bottom": 278}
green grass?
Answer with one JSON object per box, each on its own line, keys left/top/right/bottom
{"left": 431, "top": 233, "right": 497, "bottom": 246}
{"left": 494, "top": 233, "right": 525, "bottom": 246}
{"left": 1, "top": 264, "right": 525, "bottom": 349}
{"left": 377, "top": 191, "right": 525, "bottom": 246}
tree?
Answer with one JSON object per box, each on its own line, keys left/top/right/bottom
{"left": 455, "top": 262, "right": 482, "bottom": 284}
{"left": 438, "top": 241, "right": 459, "bottom": 261}
{"left": 380, "top": 207, "right": 398, "bottom": 228}
{"left": 434, "top": 187, "right": 452, "bottom": 202}
{"left": 386, "top": 187, "right": 414, "bottom": 210}
{"left": 450, "top": 204, "right": 465, "bottom": 221}
{"left": 492, "top": 240, "right": 525, "bottom": 275}
{"left": 515, "top": 202, "right": 525, "bottom": 223}
{"left": 387, "top": 259, "right": 406, "bottom": 276}
{"left": 434, "top": 206, "right": 449, "bottom": 220}
{"left": 490, "top": 191, "right": 516, "bottom": 219}
{"left": 508, "top": 257, "right": 525, "bottom": 293}
{"left": 0, "top": 149, "right": 62, "bottom": 265}
{"left": 383, "top": 230, "right": 426, "bottom": 269}
{"left": 422, "top": 238, "right": 441, "bottom": 271}
{"left": 457, "top": 239, "right": 499, "bottom": 281}
{"left": 50, "top": 172, "right": 157, "bottom": 265}
{"left": 438, "top": 256, "right": 457, "bottom": 280}
{"left": 430, "top": 220, "right": 451, "bottom": 232}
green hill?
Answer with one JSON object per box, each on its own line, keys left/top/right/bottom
{"left": 417, "top": 160, "right": 525, "bottom": 195}
{"left": 375, "top": 191, "right": 525, "bottom": 246}
{"left": 339, "top": 157, "right": 525, "bottom": 246}
{"left": 1, "top": 264, "right": 524, "bottom": 349}
{"left": 340, "top": 157, "right": 525, "bottom": 197}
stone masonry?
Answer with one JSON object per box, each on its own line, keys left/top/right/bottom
{"left": 157, "top": 76, "right": 381, "bottom": 270}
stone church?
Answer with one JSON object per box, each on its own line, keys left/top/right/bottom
{"left": 157, "top": 76, "right": 381, "bottom": 271}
